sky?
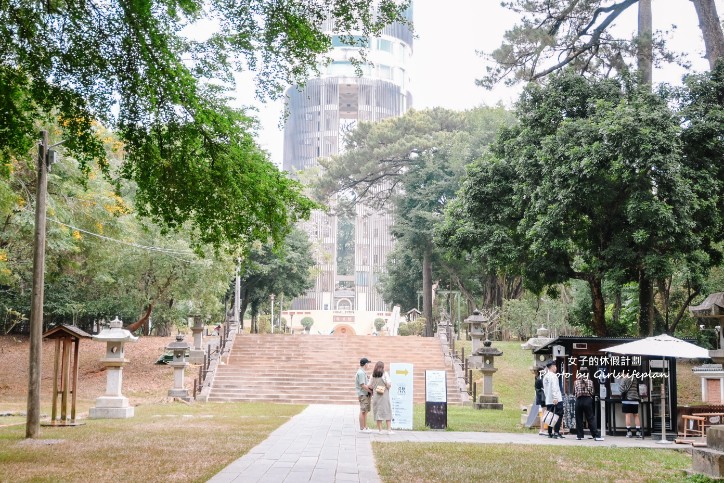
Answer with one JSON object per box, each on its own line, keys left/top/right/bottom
{"left": 235, "top": 0, "right": 722, "bottom": 167}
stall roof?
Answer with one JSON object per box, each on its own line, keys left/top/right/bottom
{"left": 43, "top": 324, "right": 92, "bottom": 340}
{"left": 533, "top": 335, "right": 698, "bottom": 355}
{"left": 533, "top": 336, "right": 640, "bottom": 354}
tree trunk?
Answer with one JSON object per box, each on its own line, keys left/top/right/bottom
{"left": 613, "top": 288, "right": 622, "bottom": 324}
{"left": 638, "top": 271, "right": 655, "bottom": 336}
{"left": 422, "top": 246, "right": 434, "bottom": 337}
{"left": 638, "top": 0, "right": 653, "bottom": 85}
{"left": 589, "top": 277, "right": 607, "bottom": 336}
{"left": 691, "top": 0, "right": 724, "bottom": 68}
{"left": 239, "top": 288, "right": 249, "bottom": 331}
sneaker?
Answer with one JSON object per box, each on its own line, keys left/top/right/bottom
{"left": 387, "top": 430, "right": 395, "bottom": 435}
{"left": 594, "top": 437, "right": 605, "bottom": 441}
{"left": 538, "top": 431, "right": 547, "bottom": 436}
{"left": 576, "top": 437, "right": 584, "bottom": 440}
{"left": 361, "top": 428, "right": 372, "bottom": 433}
{"left": 555, "top": 433, "right": 564, "bottom": 439}
{"left": 636, "top": 431, "right": 643, "bottom": 439}
{"left": 548, "top": 433, "right": 554, "bottom": 438}
{"left": 626, "top": 431, "right": 633, "bottom": 438}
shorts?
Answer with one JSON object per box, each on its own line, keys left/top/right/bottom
{"left": 358, "top": 394, "right": 371, "bottom": 412}
{"left": 622, "top": 403, "right": 639, "bottom": 414}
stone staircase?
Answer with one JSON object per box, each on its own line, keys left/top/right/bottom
{"left": 207, "top": 334, "right": 464, "bottom": 405}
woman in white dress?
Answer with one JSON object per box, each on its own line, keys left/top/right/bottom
{"left": 369, "top": 361, "right": 393, "bottom": 433}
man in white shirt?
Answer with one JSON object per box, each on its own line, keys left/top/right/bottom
{"left": 543, "top": 359, "right": 564, "bottom": 438}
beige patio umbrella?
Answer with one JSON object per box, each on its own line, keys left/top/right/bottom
{"left": 601, "top": 334, "right": 709, "bottom": 444}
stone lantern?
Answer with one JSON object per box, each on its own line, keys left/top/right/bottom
{"left": 188, "top": 314, "right": 204, "bottom": 364}
{"left": 690, "top": 293, "right": 724, "bottom": 363}
{"left": 166, "top": 334, "right": 191, "bottom": 400}
{"left": 521, "top": 326, "right": 555, "bottom": 371}
{"left": 89, "top": 317, "right": 138, "bottom": 419}
{"left": 463, "top": 309, "right": 488, "bottom": 362}
{"left": 475, "top": 339, "right": 504, "bottom": 410}
{"left": 464, "top": 309, "right": 504, "bottom": 410}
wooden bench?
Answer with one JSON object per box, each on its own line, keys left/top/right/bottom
{"left": 683, "top": 415, "right": 707, "bottom": 438}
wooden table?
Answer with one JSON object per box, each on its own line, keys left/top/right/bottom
{"left": 692, "top": 413, "right": 724, "bottom": 434}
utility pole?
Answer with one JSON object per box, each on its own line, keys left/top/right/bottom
{"left": 234, "top": 257, "right": 241, "bottom": 332}
{"left": 270, "top": 294, "right": 275, "bottom": 334}
{"left": 26, "top": 130, "right": 50, "bottom": 438}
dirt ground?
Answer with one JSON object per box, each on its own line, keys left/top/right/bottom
{"left": 0, "top": 334, "right": 186, "bottom": 410}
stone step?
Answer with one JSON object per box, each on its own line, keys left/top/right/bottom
{"left": 208, "top": 334, "right": 462, "bottom": 405}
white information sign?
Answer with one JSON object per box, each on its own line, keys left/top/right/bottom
{"left": 425, "top": 370, "right": 447, "bottom": 403}
{"left": 390, "top": 363, "right": 413, "bottom": 430}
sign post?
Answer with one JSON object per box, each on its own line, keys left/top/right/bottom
{"left": 425, "top": 370, "right": 447, "bottom": 429}
{"left": 390, "top": 363, "right": 413, "bottom": 430}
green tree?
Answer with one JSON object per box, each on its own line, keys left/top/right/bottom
{"left": 237, "top": 228, "right": 314, "bottom": 332}
{"left": 441, "top": 72, "right": 696, "bottom": 336}
{"left": 0, "top": 0, "right": 410, "bottom": 249}
{"left": 0, "top": 138, "right": 234, "bottom": 335}
{"left": 301, "top": 316, "right": 314, "bottom": 333}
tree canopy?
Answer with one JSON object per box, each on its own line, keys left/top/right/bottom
{"left": 0, "top": 0, "right": 411, "bottom": 249}
{"left": 480, "top": 0, "right": 724, "bottom": 87}
{"left": 439, "top": 71, "right": 717, "bottom": 336}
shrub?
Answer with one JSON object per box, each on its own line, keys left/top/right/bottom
{"left": 257, "top": 315, "right": 271, "bottom": 334}
{"left": 374, "top": 318, "right": 386, "bottom": 332}
{"left": 301, "top": 316, "right": 314, "bottom": 332}
{"left": 398, "top": 318, "right": 425, "bottom": 336}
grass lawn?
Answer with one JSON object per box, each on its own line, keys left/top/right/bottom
{"left": 409, "top": 340, "right": 538, "bottom": 432}
{"left": 373, "top": 442, "right": 700, "bottom": 483}
{"left": 0, "top": 402, "right": 304, "bottom": 482}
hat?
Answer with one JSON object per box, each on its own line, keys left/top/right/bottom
{"left": 360, "top": 357, "right": 371, "bottom": 366}
{"left": 545, "top": 359, "right": 556, "bottom": 368}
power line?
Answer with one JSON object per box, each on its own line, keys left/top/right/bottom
{"left": 46, "top": 217, "right": 196, "bottom": 262}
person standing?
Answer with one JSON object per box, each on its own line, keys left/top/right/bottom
{"left": 619, "top": 373, "right": 643, "bottom": 438}
{"left": 574, "top": 367, "right": 603, "bottom": 441}
{"left": 369, "top": 361, "right": 393, "bottom": 434}
{"left": 535, "top": 368, "right": 547, "bottom": 435}
{"left": 543, "top": 359, "right": 564, "bottom": 438}
{"left": 356, "top": 357, "right": 372, "bottom": 432}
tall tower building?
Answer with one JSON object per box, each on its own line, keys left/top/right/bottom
{"left": 283, "top": 7, "right": 413, "bottom": 313}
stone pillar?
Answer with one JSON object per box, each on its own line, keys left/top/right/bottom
{"left": 89, "top": 317, "right": 138, "bottom": 419}
{"left": 166, "top": 335, "right": 191, "bottom": 400}
{"left": 189, "top": 315, "right": 204, "bottom": 364}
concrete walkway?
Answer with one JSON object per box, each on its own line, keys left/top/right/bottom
{"left": 209, "top": 404, "right": 688, "bottom": 483}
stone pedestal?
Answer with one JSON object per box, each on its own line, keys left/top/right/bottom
{"left": 475, "top": 394, "right": 504, "bottom": 410}
{"left": 189, "top": 315, "right": 205, "bottom": 364}
{"left": 89, "top": 317, "right": 138, "bottom": 419}
{"left": 693, "top": 426, "right": 724, "bottom": 477}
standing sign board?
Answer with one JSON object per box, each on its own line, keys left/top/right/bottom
{"left": 390, "top": 363, "right": 413, "bottom": 430}
{"left": 425, "top": 370, "right": 447, "bottom": 429}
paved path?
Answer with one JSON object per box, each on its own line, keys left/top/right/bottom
{"left": 209, "top": 404, "right": 688, "bottom": 483}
